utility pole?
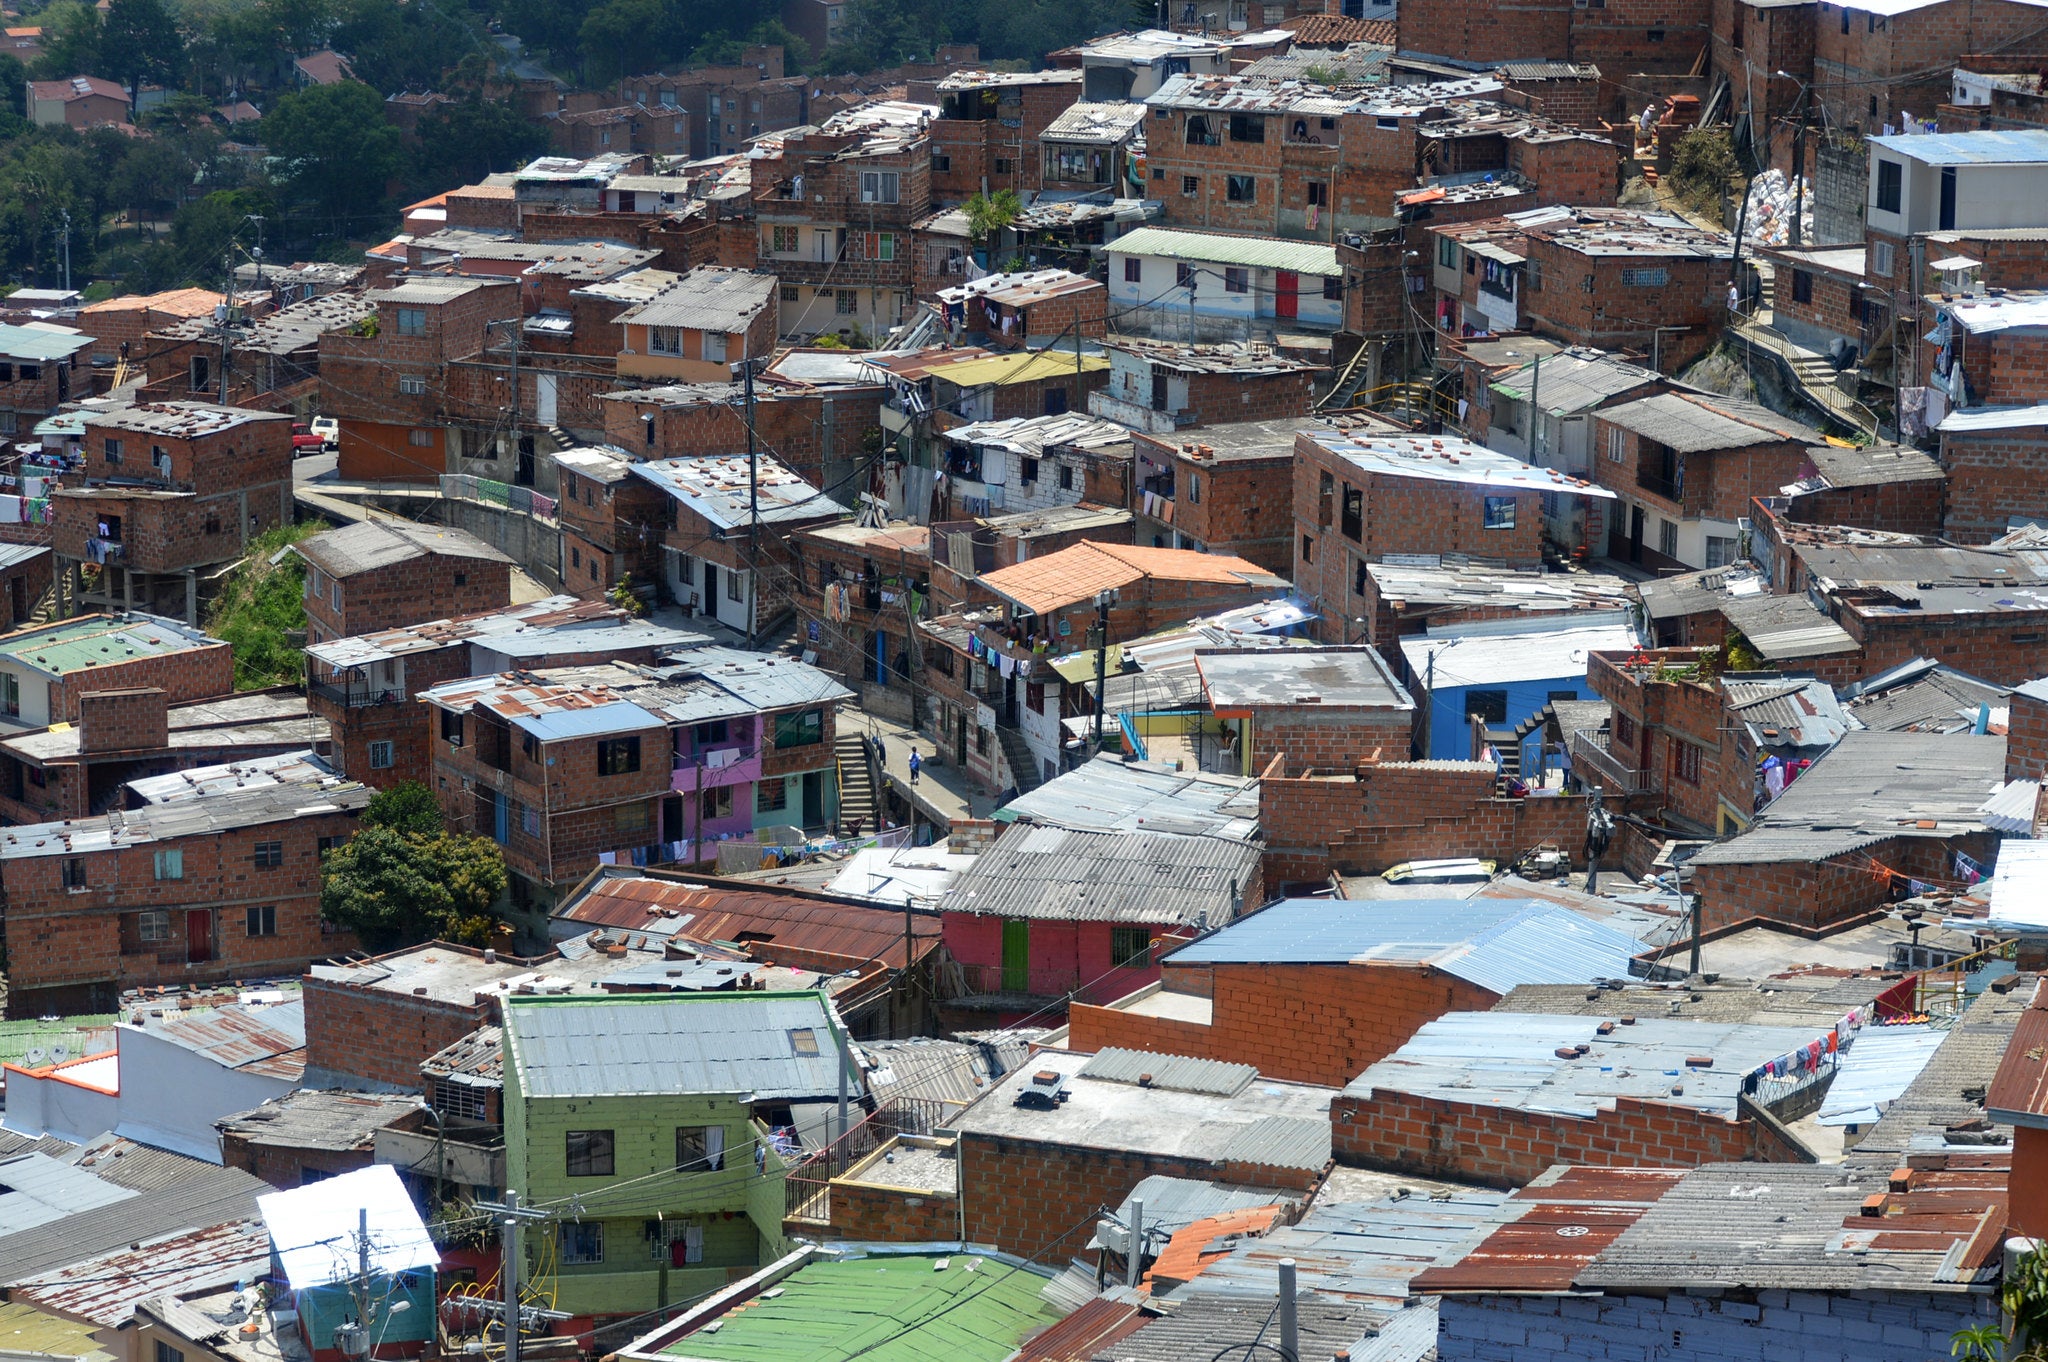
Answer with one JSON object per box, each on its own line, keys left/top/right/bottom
{"left": 1090, "top": 587, "right": 1117, "bottom": 746}
{"left": 218, "top": 253, "right": 235, "bottom": 404}
{"left": 474, "top": 1192, "right": 549, "bottom": 1362}
{"left": 59, "top": 209, "right": 71, "bottom": 293}
{"left": 1785, "top": 75, "right": 1811, "bottom": 251}
{"left": 732, "top": 355, "right": 769, "bottom": 648}
{"left": 484, "top": 317, "right": 523, "bottom": 480}
{"left": 247, "top": 215, "right": 266, "bottom": 295}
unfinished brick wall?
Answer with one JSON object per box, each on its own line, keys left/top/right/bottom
{"left": 221, "top": 1134, "right": 380, "bottom": 1189}
{"left": 1068, "top": 960, "right": 1499, "bottom": 1088}
{"left": 1688, "top": 830, "right": 1998, "bottom": 931}
{"left": 77, "top": 687, "right": 169, "bottom": 753}
{"left": 45, "top": 638, "right": 234, "bottom": 723}
{"left": 1250, "top": 704, "right": 1414, "bottom": 774}
{"left": 305, "top": 552, "right": 513, "bottom": 644}
{"left": 1783, "top": 474, "right": 1944, "bottom": 535}
{"left": 2011, "top": 688, "right": 2048, "bottom": 780}
{"left": 1331, "top": 1088, "right": 1812, "bottom": 1187}
{"left": 1939, "top": 427, "right": 2048, "bottom": 545}
{"left": 301, "top": 974, "right": 490, "bottom": 1089}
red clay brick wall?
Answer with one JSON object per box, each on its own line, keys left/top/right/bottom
{"left": 46, "top": 640, "right": 234, "bottom": 723}
{"left": 77, "top": 687, "right": 169, "bottom": 753}
{"left": 1330, "top": 1088, "right": 1810, "bottom": 1187}
{"left": 1522, "top": 245, "right": 1721, "bottom": 372}
{"left": 2011, "top": 689, "right": 2048, "bottom": 780}
{"left": 1784, "top": 476, "right": 1944, "bottom": 535}
{"left": 301, "top": 975, "right": 489, "bottom": 1089}
{"left": 1690, "top": 830, "right": 1997, "bottom": 930}
{"left": 816, "top": 1174, "right": 959, "bottom": 1242}
{"left": 221, "top": 1136, "right": 377, "bottom": 1189}
{"left": 1183, "top": 369, "right": 1317, "bottom": 426}
{"left": 1068, "top": 961, "right": 1499, "bottom": 1087}
{"left": 1251, "top": 704, "right": 1413, "bottom": 774}
{"left": 1939, "top": 428, "right": 2048, "bottom": 544}
{"left": 311, "top": 555, "right": 513, "bottom": 643}
{"left": 1151, "top": 447, "right": 1293, "bottom": 573}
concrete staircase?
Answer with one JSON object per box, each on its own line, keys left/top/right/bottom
{"left": 26, "top": 583, "right": 57, "bottom": 626}
{"left": 835, "top": 733, "right": 876, "bottom": 834}
{"left": 996, "top": 724, "right": 1043, "bottom": 797}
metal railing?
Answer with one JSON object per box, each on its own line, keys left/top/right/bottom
{"left": 1570, "top": 728, "right": 1657, "bottom": 795}
{"left": 308, "top": 681, "right": 408, "bottom": 709}
{"left": 439, "top": 474, "right": 557, "bottom": 522}
{"left": 783, "top": 1097, "right": 954, "bottom": 1225}
{"left": 1636, "top": 470, "right": 1682, "bottom": 501}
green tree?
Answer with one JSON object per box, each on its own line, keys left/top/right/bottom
{"left": 260, "top": 80, "right": 404, "bottom": 229}
{"left": 204, "top": 520, "right": 322, "bottom": 688}
{"left": 578, "top": 0, "right": 664, "bottom": 84}
{"left": 1670, "top": 124, "right": 1738, "bottom": 216}
{"left": 0, "top": 55, "right": 26, "bottom": 117}
{"left": 413, "top": 94, "right": 549, "bottom": 189}
{"left": 31, "top": 2, "right": 101, "bottom": 79}
{"left": 109, "top": 136, "right": 191, "bottom": 234}
{"left": 321, "top": 823, "right": 508, "bottom": 950}
{"left": 964, "top": 188, "right": 1020, "bottom": 251}
{"left": 99, "top": 0, "right": 184, "bottom": 97}
{"left": 363, "top": 780, "right": 446, "bottom": 837}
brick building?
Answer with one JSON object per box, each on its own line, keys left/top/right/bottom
{"left": 753, "top": 102, "right": 933, "bottom": 342}
{"left": 791, "top": 520, "right": 932, "bottom": 690}
{"left": 611, "top": 266, "right": 779, "bottom": 384}
{"left": 0, "top": 757, "right": 369, "bottom": 1016}
{"left": 1816, "top": 0, "right": 2048, "bottom": 139}
{"left": 1194, "top": 646, "right": 1414, "bottom": 775}
{"left": 0, "top": 689, "right": 330, "bottom": 825}
{"left": 1128, "top": 420, "right": 1303, "bottom": 572}
{"left": 627, "top": 453, "right": 849, "bottom": 637}
{"left": 0, "top": 324, "right": 90, "bottom": 437}
{"left": 936, "top": 413, "right": 1131, "bottom": 522}
{"left": 1396, "top": 0, "right": 1707, "bottom": 103}
{"left": 317, "top": 276, "right": 520, "bottom": 484}
{"left": 138, "top": 292, "right": 377, "bottom": 415}
{"left": 1589, "top": 390, "right": 1823, "bottom": 572}
{"left": 305, "top": 595, "right": 703, "bottom": 789}
{"left": 1332, "top": 1010, "right": 1825, "bottom": 1185}
{"left": 975, "top": 540, "right": 1291, "bottom": 646}
{"left": 868, "top": 347, "right": 1112, "bottom": 476}
{"left": 26, "top": 75, "right": 131, "bottom": 129}
{"left": 217, "top": 1089, "right": 425, "bottom": 1189}
{"left": 1108, "top": 227, "right": 1344, "bottom": 339}
{"left": 1711, "top": 0, "right": 1814, "bottom": 167}
{"left": 928, "top": 69, "right": 1085, "bottom": 201}
{"left": 1066, "top": 896, "right": 1648, "bottom": 1088}
{"left": 1759, "top": 243, "right": 1871, "bottom": 360}
{"left": 1685, "top": 729, "right": 2004, "bottom": 931}
{"left": 1038, "top": 101, "right": 1149, "bottom": 197}
{"left": 1088, "top": 343, "right": 1322, "bottom": 433}
{"left": 545, "top": 104, "right": 693, "bottom": 159}
{"left": 933, "top": 270, "right": 1107, "bottom": 350}
{"left": 951, "top": 1045, "right": 1335, "bottom": 1259}
{"left": 75, "top": 287, "right": 222, "bottom": 366}
{"left": 551, "top": 447, "right": 671, "bottom": 601}
{"left": 1779, "top": 439, "right": 1945, "bottom": 532}
{"left": 291, "top": 519, "right": 515, "bottom": 647}
{"left": 1516, "top": 209, "right": 1733, "bottom": 373}
{"left": 53, "top": 401, "right": 295, "bottom": 625}
{"left": 926, "top": 503, "right": 1135, "bottom": 614}
{"left": 1937, "top": 400, "right": 2048, "bottom": 545}
{"left": 1578, "top": 647, "right": 1756, "bottom": 832}
{"left": 1360, "top": 558, "right": 1638, "bottom": 661}
{"left": 0, "top": 612, "right": 232, "bottom": 732}
{"left": 1466, "top": 345, "right": 1669, "bottom": 470}
{"left": 1292, "top": 426, "right": 1616, "bottom": 641}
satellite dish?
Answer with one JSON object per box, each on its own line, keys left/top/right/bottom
{"left": 48, "top": 1044, "right": 68, "bottom": 1063}
{"left": 23, "top": 1046, "right": 46, "bottom": 1066}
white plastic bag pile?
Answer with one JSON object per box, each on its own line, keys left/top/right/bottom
{"left": 1741, "top": 169, "right": 1813, "bottom": 248}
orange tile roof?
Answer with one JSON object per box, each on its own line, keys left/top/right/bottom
{"left": 977, "top": 541, "right": 1284, "bottom": 615}
{"left": 1280, "top": 13, "right": 1396, "bottom": 45}
{"left": 81, "top": 286, "right": 222, "bottom": 317}
{"left": 1145, "top": 1205, "right": 1287, "bottom": 1292}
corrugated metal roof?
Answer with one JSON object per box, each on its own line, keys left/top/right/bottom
{"left": 1110, "top": 226, "right": 1341, "bottom": 276}
{"left": 1989, "top": 840, "right": 2048, "bottom": 932}
{"left": 1082, "top": 1294, "right": 1376, "bottom": 1362}
{"left": 1092, "top": 1175, "right": 1306, "bottom": 1253}
{"left": 1488, "top": 347, "right": 1663, "bottom": 415}
{"left": 1010, "top": 1294, "right": 1146, "bottom": 1362}
{"left": 12, "top": 1218, "right": 268, "bottom": 1326}
{"left": 1718, "top": 592, "right": 1861, "bottom": 658}
{"left": 1939, "top": 401, "right": 2048, "bottom": 432}
{"left": 1981, "top": 777, "right": 2038, "bottom": 834}
{"left": 1868, "top": 128, "right": 2048, "bottom": 163}
{"left": 1079, "top": 1047, "right": 1257, "bottom": 1096}
{"left": 1724, "top": 676, "right": 1853, "bottom": 748}
{"left": 0, "top": 323, "right": 92, "bottom": 362}
{"left": 553, "top": 871, "right": 939, "bottom": 968}
{"left": 1597, "top": 391, "right": 1820, "bottom": 452}
{"left": 628, "top": 453, "right": 846, "bottom": 530}
{"left": 1409, "top": 1166, "right": 1684, "bottom": 1294}
{"left": 1343, "top": 1011, "right": 1836, "bottom": 1119}
{"left": 1399, "top": 617, "right": 1638, "bottom": 688}
{"left": 1303, "top": 428, "right": 1616, "bottom": 498}
{"left": 0, "top": 1166, "right": 268, "bottom": 1286}
{"left": 614, "top": 266, "right": 775, "bottom": 331}
{"left": 997, "top": 754, "right": 1260, "bottom": 839}
{"left": 258, "top": 1165, "right": 438, "bottom": 1291}
{"left": 1817, "top": 1022, "right": 1945, "bottom": 1126}
{"left": 1192, "top": 1188, "right": 1507, "bottom": 1305}
{"left": 0, "top": 1154, "right": 138, "bottom": 1237}
{"left": 1040, "top": 100, "right": 1151, "bottom": 143}
{"left": 503, "top": 991, "right": 844, "bottom": 1100}
{"left": 1167, "top": 898, "right": 1644, "bottom": 996}
{"left": 939, "top": 824, "right": 1260, "bottom": 929}
{"left": 861, "top": 1033, "right": 1031, "bottom": 1107}
{"left": 978, "top": 540, "right": 1285, "bottom": 616}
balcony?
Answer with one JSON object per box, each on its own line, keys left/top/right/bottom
{"left": 1635, "top": 470, "right": 1683, "bottom": 502}
{"left": 1570, "top": 728, "right": 1658, "bottom": 795}
{"left": 309, "top": 680, "right": 408, "bottom": 709}
{"left": 375, "top": 1124, "right": 505, "bottom": 1190}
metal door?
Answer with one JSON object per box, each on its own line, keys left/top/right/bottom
{"left": 1276, "top": 270, "right": 1299, "bottom": 319}
{"left": 1001, "top": 920, "right": 1030, "bottom": 993}
{"left": 186, "top": 910, "right": 213, "bottom": 963}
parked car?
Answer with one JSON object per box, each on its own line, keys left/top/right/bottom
{"left": 309, "top": 416, "right": 339, "bottom": 449}
{"left": 292, "top": 423, "right": 327, "bottom": 454}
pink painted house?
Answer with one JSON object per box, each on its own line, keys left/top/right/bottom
{"left": 938, "top": 823, "right": 1261, "bottom": 1017}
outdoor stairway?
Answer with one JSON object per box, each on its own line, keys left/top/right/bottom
{"left": 996, "top": 724, "right": 1043, "bottom": 797}
{"left": 26, "top": 584, "right": 56, "bottom": 627}
{"left": 835, "top": 733, "right": 876, "bottom": 834}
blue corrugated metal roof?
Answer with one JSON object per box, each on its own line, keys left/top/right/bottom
{"left": 1191, "top": 1189, "right": 1508, "bottom": 1306}
{"left": 511, "top": 697, "right": 666, "bottom": 740}
{"left": 1816, "top": 1023, "right": 1945, "bottom": 1127}
{"left": 1165, "top": 898, "right": 1643, "bottom": 993}
{"left": 1868, "top": 129, "right": 2048, "bottom": 164}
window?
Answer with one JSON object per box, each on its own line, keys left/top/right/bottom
{"left": 1620, "top": 267, "right": 1669, "bottom": 287}
{"left": 1341, "top": 484, "right": 1363, "bottom": 541}
{"left": 1483, "top": 496, "right": 1517, "bottom": 529}
{"left": 153, "top": 849, "right": 183, "bottom": 880}
{"left": 246, "top": 906, "right": 276, "bottom": 937}
{"left": 932, "top": 152, "right": 951, "bottom": 172}
{"left": 1306, "top": 180, "right": 1328, "bottom": 206}
{"left": 758, "top": 779, "right": 788, "bottom": 811}
{"left": 700, "top": 785, "right": 734, "bottom": 820}
{"left": 1224, "top": 267, "right": 1249, "bottom": 293}
{"left": 1226, "top": 174, "right": 1255, "bottom": 202}
{"left": 703, "top": 331, "right": 728, "bottom": 363}
{"left": 442, "top": 709, "right": 464, "bottom": 746}
{"left": 253, "top": 840, "right": 284, "bottom": 868}
{"left": 1614, "top": 711, "right": 1636, "bottom": 748}
{"left": 368, "top": 740, "right": 394, "bottom": 769}
{"left": 137, "top": 909, "right": 169, "bottom": 943}
{"left": 1176, "top": 262, "right": 1194, "bottom": 288}
{"left": 1871, "top": 240, "right": 1895, "bottom": 276}
{"left": 1020, "top": 456, "right": 1040, "bottom": 484}
{"left": 775, "top": 710, "right": 824, "bottom": 748}
{"left": 781, "top": 285, "right": 799, "bottom": 302}
{"left": 1125, "top": 257, "right": 1143, "bottom": 283}
{"left": 1607, "top": 426, "right": 1626, "bottom": 463}
{"left": 1058, "top": 463, "right": 1074, "bottom": 491}
{"left": 397, "top": 373, "right": 428, "bottom": 395}
{"left": 1353, "top": 556, "right": 1369, "bottom": 596}
{"left": 566, "top": 1129, "right": 615, "bottom": 1177}
{"left": 1301, "top": 533, "right": 1314, "bottom": 563}
{"left": 157, "top": 1341, "right": 186, "bottom": 1362}
{"left": 1111, "top": 926, "right": 1151, "bottom": 968}
{"left": 1438, "top": 236, "right": 1457, "bottom": 268}
{"left": 571, "top": 547, "right": 581, "bottom": 570}
{"left": 1182, "top": 175, "right": 1199, "bottom": 196}
{"left": 395, "top": 307, "right": 427, "bottom": 336}
{"left": 836, "top": 289, "right": 858, "bottom": 315}
{"left": 788, "top": 1027, "right": 821, "bottom": 1056}
{"left": 1324, "top": 276, "right": 1342, "bottom": 301}
{"left": 1875, "top": 159, "right": 1902, "bottom": 214}
{"left": 1466, "top": 689, "right": 1509, "bottom": 725}
{"left": 677, "top": 1125, "right": 727, "bottom": 1171}
{"left": 560, "top": 1222, "right": 604, "bottom": 1265}
{"left": 1791, "top": 270, "right": 1814, "bottom": 304}
{"left": 1186, "top": 113, "right": 1219, "bottom": 145}
{"left": 694, "top": 719, "right": 729, "bottom": 746}
{"left": 771, "top": 225, "right": 799, "bottom": 252}
{"left": 1659, "top": 518, "right": 1679, "bottom": 559}
{"left": 104, "top": 437, "right": 122, "bottom": 463}
{"left": 615, "top": 800, "right": 650, "bottom": 834}
{"left": 1188, "top": 472, "right": 1200, "bottom": 504}
{"left": 859, "top": 170, "right": 899, "bottom": 203}
{"left": 1228, "top": 113, "right": 1265, "bottom": 143}
{"left": 1672, "top": 738, "right": 1702, "bottom": 784}
{"left": 408, "top": 429, "right": 434, "bottom": 447}
{"left": 1705, "top": 534, "right": 1738, "bottom": 568}
{"left": 727, "top": 570, "right": 744, "bottom": 602}
{"left": 648, "top": 326, "right": 683, "bottom": 355}
{"left": 597, "top": 737, "right": 642, "bottom": 775}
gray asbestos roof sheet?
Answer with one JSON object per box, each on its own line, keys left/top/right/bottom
{"left": 939, "top": 824, "right": 1259, "bottom": 929}
{"left": 1597, "top": 391, "right": 1821, "bottom": 452}
{"left": 292, "top": 520, "right": 515, "bottom": 576}
{"left": 1192, "top": 1188, "right": 1507, "bottom": 1305}
{"left": 1091, "top": 1295, "right": 1378, "bottom": 1362}
{"left": 503, "top": 992, "right": 844, "bottom": 1101}
{"left": 0, "top": 1167, "right": 269, "bottom": 1286}
{"left": 996, "top": 753, "right": 1260, "bottom": 838}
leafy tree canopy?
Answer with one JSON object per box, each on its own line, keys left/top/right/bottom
{"left": 321, "top": 823, "right": 508, "bottom": 950}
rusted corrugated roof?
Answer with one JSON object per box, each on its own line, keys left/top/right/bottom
{"left": 556, "top": 872, "right": 939, "bottom": 969}
{"left": 1987, "top": 979, "right": 2048, "bottom": 1126}
{"left": 12, "top": 1218, "right": 268, "bottom": 1325}
{"left": 1009, "top": 1295, "right": 1147, "bottom": 1362}
{"left": 1145, "top": 1205, "right": 1286, "bottom": 1291}
{"left": 1411, "top": 1166, "right": 1684, "bottom": 1293}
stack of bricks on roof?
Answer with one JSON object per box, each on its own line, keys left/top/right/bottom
{"left": 36, "top": 8, "right": 2048, "bottom": 1361}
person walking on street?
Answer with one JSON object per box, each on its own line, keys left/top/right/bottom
{"left": 908, "top": 748, "right": 922, "bottom": 785}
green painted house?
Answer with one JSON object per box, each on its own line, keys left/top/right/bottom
{"left": 501, "top": 990, "right": 857, "bottom": 1320}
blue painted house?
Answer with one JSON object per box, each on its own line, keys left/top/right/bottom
{"left": 1399, "top": 615, "right": 1639, "bottom": 770}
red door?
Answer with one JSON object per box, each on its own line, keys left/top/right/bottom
{"left": 1276, "top": 270, "right": 1299, "bottom": 319}
{"left": 186, "top": 910, "right": 213, "bottom": 963}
